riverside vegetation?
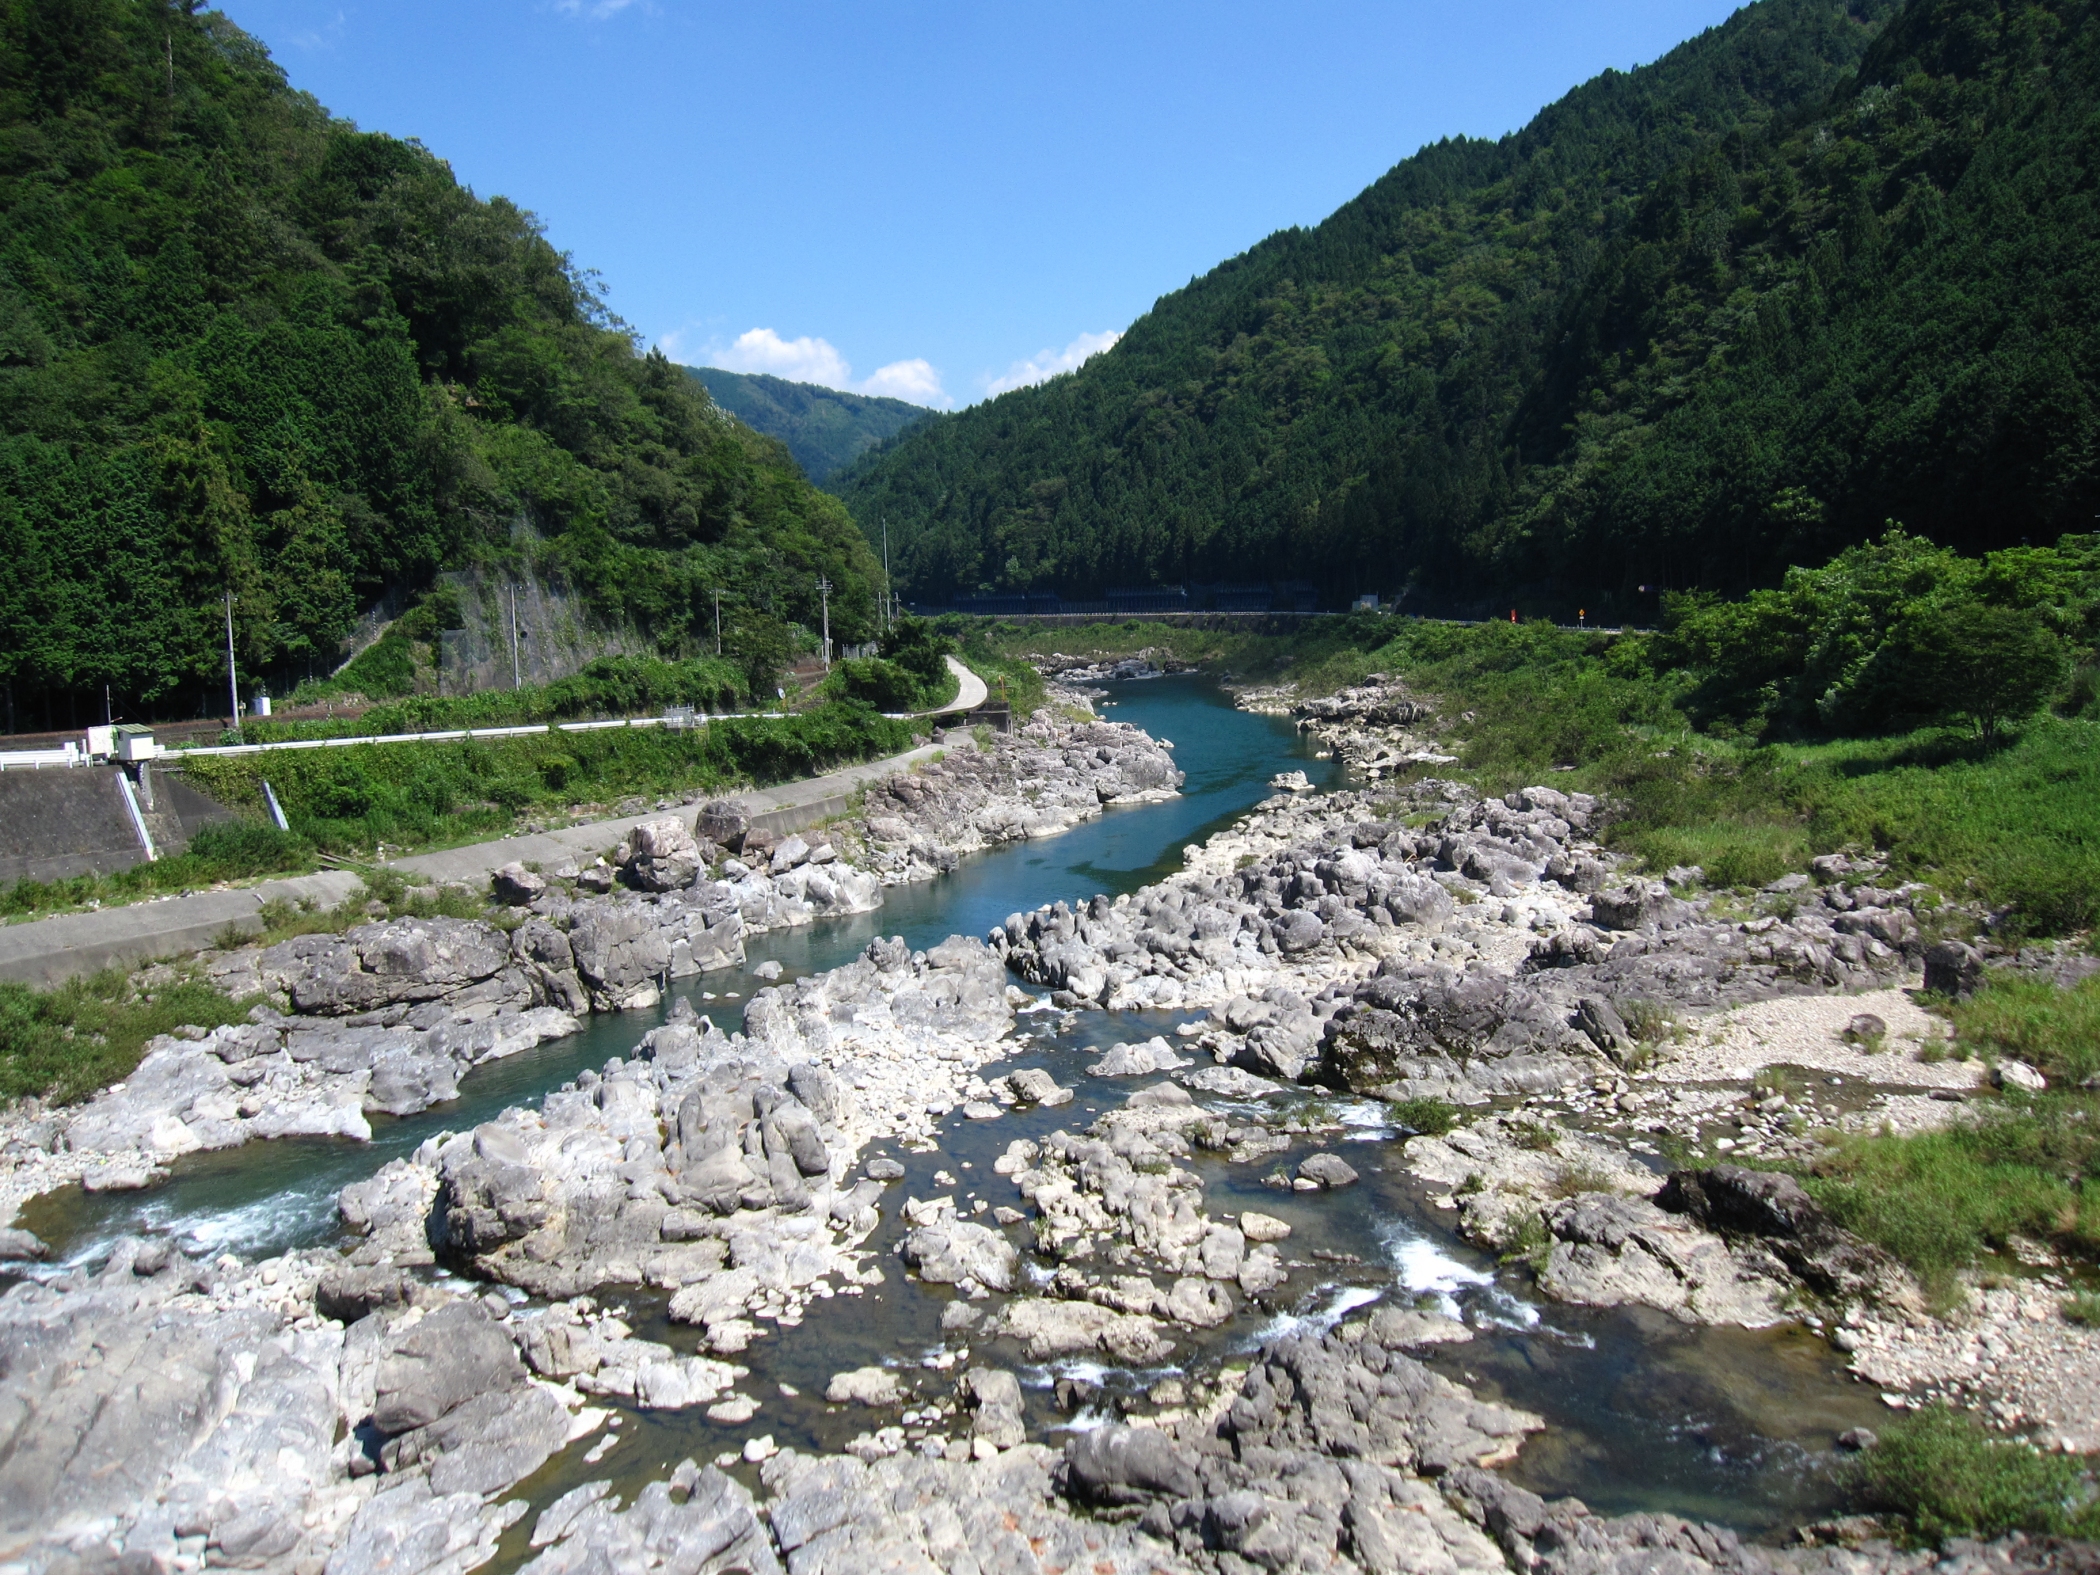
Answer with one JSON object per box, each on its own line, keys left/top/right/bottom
{"left": 966, "top": 527, "right": 2100, "bottom": 938}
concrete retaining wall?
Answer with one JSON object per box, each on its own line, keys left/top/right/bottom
{"left": 0, "top": 768, "right": 146, "bottom": 885}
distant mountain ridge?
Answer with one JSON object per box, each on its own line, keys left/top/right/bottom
{"left": 839, "top": 0, "right": 2100, "bottom": 618}
{"left": 686, "top": 367, "right": 938, "bottom": 485}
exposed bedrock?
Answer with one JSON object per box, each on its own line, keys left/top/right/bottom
{"left": 852, "top": 696, "right": 1184, "bottom": 884}
{"left": 0, "top": 1243, "right": 589, "bottom": 1575}
{"left": 996, "top": 781, "right": 1928, "bottom": 1102}
{"left": 341, "top": 935, "right": 1016, "bottom": 1353}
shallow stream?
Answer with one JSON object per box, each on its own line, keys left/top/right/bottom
{"left": 18, "top": 674, "right": 1889, "bottom": 1546}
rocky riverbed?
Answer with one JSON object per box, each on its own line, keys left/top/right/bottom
{"left": 0, "top": 674, "right": 2094, "bottom": 1575}
{"left": 845, "top": 686, "right": 1184, "bottom": 884}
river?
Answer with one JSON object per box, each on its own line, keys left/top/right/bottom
{"left": 18, "top": 672, "right": 1887, "bottom": 1546}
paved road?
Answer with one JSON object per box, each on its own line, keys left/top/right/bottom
{"left": 0, "top": 726, "right": 980, "bottom": 986}
{"left": 391, "top": 731, "right": 974, "bottom": 886}
{"left": 888, "top": 655, "right": 986, "bottom": 718}
{"left": 0, "top": 871, "right": 364, "bottom": 987}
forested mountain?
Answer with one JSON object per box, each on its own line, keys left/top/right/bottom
{"left": 840, "top": 0, "right": 2100, "bottom": 618}
{"left": 0, "top": 1, "right": 883, "bottom": 731}
{"left": 686, "top": 367, "right": 937, "bottom": 485}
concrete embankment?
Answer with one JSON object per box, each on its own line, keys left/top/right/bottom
{"left": 0, "top": 870, "right": 365, "bottom": 986}
{"left": 0, "top": 732, "right": 975, "bottom": 987}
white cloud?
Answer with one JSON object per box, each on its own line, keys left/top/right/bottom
{"left": 860, "top": 358, "right": 946, "bottom": 404}
{"left": 677, "top": 327, "right": 950, "bottom": 408}
{"left": 710, "top": 328, "right": 855, "bottom": 390}
{"left": 984, "top": 329, "right": 1122, "bottom": 397}
{"left": 552, "top": 0, "right": 641, "bottom": 17}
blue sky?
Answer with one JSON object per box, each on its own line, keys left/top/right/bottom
{"left": 234, "top": 0, "right": 1743, "bottom": 409}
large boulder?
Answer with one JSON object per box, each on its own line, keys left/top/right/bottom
{"left": 1655, "top": 1164, "right": 1914, "bottom": 1304}
{"left": 567, "top": 901, "right": 672, "bottom": 1010}
{"left": 370, "top": 1300, "right": 526, "bottom": 1435}
{"left": 1272, "top": 909, "right": 1326, "bottom": 953}
{"left": 1924, "top": 939, "right": 1986, "bottom": 998}
{"left": 281, "top": 917, "right": 518, "bottom": 1015}
{"left": 901, "top": 1219, "right": 1019, "bottom": 1294}
{"left": 491, "top": 861, "right": 546, "bottom": 905}
{"left": 1589, "top": 884, "right": 1659, "bottom": 931}
{"left": 697, "top": 800, "right": 750, "bottom": 851}
{"left": 623, "top": 817, "right": 704, "bottom": 892}
{"left": 1062, "top": 1424, "right": 1200, "bottom": 1506}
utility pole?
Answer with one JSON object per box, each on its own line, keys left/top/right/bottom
{"left": 882, "top": 517, "right": 892, "bottom": 631}
{"left": 815, "top": 576, "right": 834, "bottom": 670}
{"left": 509, "top": 586, "right": 523, "bottom": 690}
{"left": 711, "top": 588, "right": 723, "bottom": 656}
{"left": 224, "top": 592, "right": 240, "bottom": 736}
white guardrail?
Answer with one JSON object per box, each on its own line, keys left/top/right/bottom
{"left": 0, "top": 674, "right": 977, "bottom": 770}
{"left": 169, "top": 711, "right": 795, "bottom": 759}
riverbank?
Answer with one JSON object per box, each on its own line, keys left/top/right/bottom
{"left": 0, "top": 725, "right": 978, "bottom": 988}
{"left": 0, "top": 669, "right": 2090, "bottom": 1573}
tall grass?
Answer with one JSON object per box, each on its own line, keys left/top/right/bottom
{"left": 0, "top": 970, "right": 250, "bottom": 1104}
{"left": 1800, "top": 1101, "right": 2100, "bottom": 1301}
{"left": 1952, "top": 977, "right": 2100, "bottom": 1085}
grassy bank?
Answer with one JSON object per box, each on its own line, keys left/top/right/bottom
{"left": 252, "top": 654, "right": 753, "bottom": 742}
{"left": 0, "top": 970, "right": 253, "bottom": 1104}
{"left": 0, "top": 699, "right": 926, "bottom": 925}
{"left": 0, "top": 822, "right": 315, "bottom": 922}
{"left": 182, "top": 702, "right": 921, "bottom": 858}
{"left": 1860, "top": 1405, "right": 2100, "bottom": 1544}
{"left": 1785, "top": 976, "right": 2100, "bottom": 1303}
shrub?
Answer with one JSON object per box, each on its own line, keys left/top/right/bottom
{"left": 1506, "top": 1118, "right": 1559, "bottom": 1152}
{"left": 1550, "top": 1162, "right": 1619, "bottom": 1198}
{"left": 1390, "top": 1096, "right": 1460, "bottom": 1137}
{"left": 831, "top": 617, "right": 959, "bottom": 712}
{"left": 833, "top": 656, "right": 936, "bottom": 712}
{"left": 1857, "top": 1405, "right": 2100, "bottom": 1543}
{"left": 183, "top": 819, "right": 309, "bottom": 880}
{"left": 2062, "top": 1291, "right": 2100, "bottom": 1328}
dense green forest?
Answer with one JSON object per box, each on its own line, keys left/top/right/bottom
{"left": 0, "top": 0, "right": 884, "bottom": 733}
{"left": 687, "top": 367, "right": 937, "bottom": 486}
{"left": 841, "top": 0, "right": 2100, "bottom": 617}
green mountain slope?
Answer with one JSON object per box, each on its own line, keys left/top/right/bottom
{"left": 841, "top": 0, "right": 2100, "bottom": 617}
{"left": 0, "top": 1, "right": 882, "bottom": 729}
{"left": 686, "top": 367, "right": 937, "bottom": 485}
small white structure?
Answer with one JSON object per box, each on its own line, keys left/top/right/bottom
{"left": 114, "top": 725, "right": 161, "bottom": 763}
